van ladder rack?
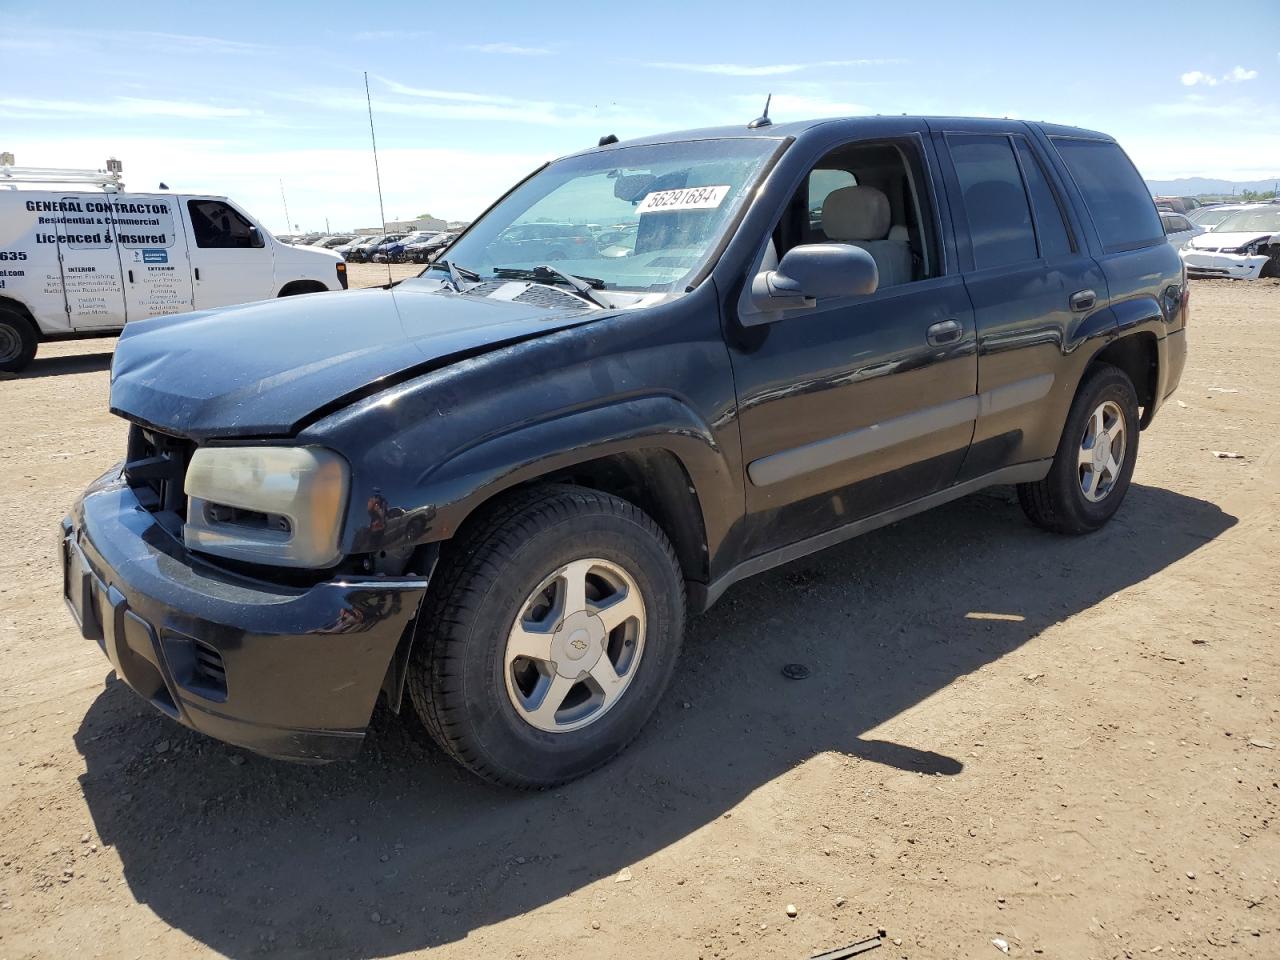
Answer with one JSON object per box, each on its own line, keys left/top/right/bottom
{"left": 0, "top": 164, "right": 125, "bottom": 190}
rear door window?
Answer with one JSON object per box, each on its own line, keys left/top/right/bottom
{"left": 946, "top": 134, "right": 1038, "bottom": 270}
{"left": 1049, "top": 138, "right": 1163, "bottom": 253}
{"left": 1013, "top": 138, "right": 1074, "bottom": 258}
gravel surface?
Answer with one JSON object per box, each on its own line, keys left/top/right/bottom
{"left": 1, "top": 272, "right": 1277, "bottom": 958}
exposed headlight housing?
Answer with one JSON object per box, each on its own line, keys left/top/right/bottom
{"left": 184, "top": 447, "right": 349, "bottom": 568}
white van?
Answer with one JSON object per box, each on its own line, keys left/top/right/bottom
{"left": 0, "top": 178, "right": 347, "bottom": 372}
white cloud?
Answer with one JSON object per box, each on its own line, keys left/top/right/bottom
{"left": 0, "top": 96, "right": 258, "bottom": 119}
{"left": 464, "top": 42, "right": 551, "bottom": 56}
{"left": 650, "top": 62, "right": 807, "bottom": 76}
{"left": 647, "top": 58, "right": 901, "bottom": 77}
{"left": 1181, "top": 66, "right": 1257, "bottom": 86}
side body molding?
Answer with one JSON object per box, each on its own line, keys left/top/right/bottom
{"left": 748, "top": 373, "right": 1053, "bottom": 487}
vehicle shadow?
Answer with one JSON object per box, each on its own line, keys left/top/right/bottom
{"left": 74, "top": 483, "right": 1234, "bottom": 958}
{"left": 13, "top": 350, "right": 113, "bottom": 378}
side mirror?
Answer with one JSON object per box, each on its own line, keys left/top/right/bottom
{"left": 750, "top": 243, "right": 878, "bottom": 313}
{"left": 248, "top": 225, "right": 265, "bottom": 249}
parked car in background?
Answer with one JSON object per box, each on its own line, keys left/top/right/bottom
{"left": 488, "top": 222, "right": 598, "bottom": 264}
{"left": 379, "top": 231, "right": 437, "bottom": 263}
{"left": 1153, "top": 196, "right": 1199, "bottom": 214}
{"left": 1188, "top": 203, "right": 1251, "bottom": 231}
{"left": 309, "top": 235, "right": 355, "bottom": 250}
{"left": 367, "top": 234, "right": 409, "bottom": 263}
{"left": 344, "top": 235, "right": 387, "bottom": 263}
{"left": 1180, "top": 205, "right": 1280, "bottom": 279}
{"left": 408, "top": 232, "right": 455, "bottom": 263}
{"left": 1160, "top": 211, "right": 1203, "bottom": 248}
{"left": 63, "top": 116, "right": 1186, "bottom": 787}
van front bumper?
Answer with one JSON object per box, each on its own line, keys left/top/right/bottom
{"left": 61, "top": 471, "right": 428, "bottom": 762}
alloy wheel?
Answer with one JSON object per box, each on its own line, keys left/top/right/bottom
{"left": 503, "top": 558, "right": 646, "bottom": 733}
{"left": 1077, "top": 399, "right": 1127, "bottom": 502}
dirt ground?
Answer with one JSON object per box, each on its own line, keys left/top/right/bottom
{"left": 1, "top": 268, "right": 1277, "bottom": 959}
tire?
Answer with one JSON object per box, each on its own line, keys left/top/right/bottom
{"left": 406, "top": 485, "right": 686, "bottom": 788}
{"left": 0, "top": 309, "right": 38, "bottom": 374}
{"left": 1017, "top": 363, "right": 1140, "bottom": 534}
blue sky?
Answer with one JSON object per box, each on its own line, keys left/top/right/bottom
{"left": 2, "top": 0, "right": 1277, "bottom": 232}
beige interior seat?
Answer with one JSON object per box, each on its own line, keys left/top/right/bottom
{"left": 820, "top": 185, "right": 912, "bottom": 287}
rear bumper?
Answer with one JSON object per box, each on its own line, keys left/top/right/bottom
{"left": 62, "top": 470, "right": 428, "bottom": 762}
{"left": 1180, "top": 249, "right": 1269, "bottom": 280}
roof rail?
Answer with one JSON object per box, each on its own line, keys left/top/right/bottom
{"left": 0, "top": 158, "right": 125, "bottom": 190}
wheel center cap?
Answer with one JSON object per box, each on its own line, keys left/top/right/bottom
{"left": 551, "top": 610, "right": 606, "bottom": 677}
{"left": 1093, "top": 434, "right": 1109, "bottom": 468}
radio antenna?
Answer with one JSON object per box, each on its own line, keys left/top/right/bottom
{"left": 748, "top": 93, "right": 773, "bottom": 129}
{"left": 279, "top": 179, "right": 293, "bottom": 235}
{"left": 364, "top": 71, "right": 393, "bottom": 286}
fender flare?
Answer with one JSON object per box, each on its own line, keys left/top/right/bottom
{"left": 417, "top": 394, "right": 739, "bottom": 556}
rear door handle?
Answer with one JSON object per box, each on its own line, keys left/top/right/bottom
{"left": 127, "top": 269, "right": 134, "bottom": 283}
{"left": 194, "top": 267, "right": 201, "bottom": 281}
{"left": 1070, "top": 289, "right": 1096, "bottom": 312}
{"left": 926, "top": 319, "right": 963, "bottom": 346}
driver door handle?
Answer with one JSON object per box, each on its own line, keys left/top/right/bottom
{"left": 1070, "top": 288, "right": 1096, "bottom": 312}
{"left": 926, "top": 319, "right": 963, "bottom": 346}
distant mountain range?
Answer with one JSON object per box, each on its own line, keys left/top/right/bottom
{"left": 1146, "top": 176, "right": 1280, "bottom": 196}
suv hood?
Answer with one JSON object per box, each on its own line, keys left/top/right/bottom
{"left": 110, "top": 286, "right": 598, "bottom": 440}
{"left": 1187, "top": 231, "right": 1272, "bottom": 251}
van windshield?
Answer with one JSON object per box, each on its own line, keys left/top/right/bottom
{"left": 433, "top": 138, "right": 782, "bottom": 294}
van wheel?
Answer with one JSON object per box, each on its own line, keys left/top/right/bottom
{"left": 406, "top": 485, "right": 685, "bottom": 788}
{"left": 0, "top": 310, "right": 38, "bottom": 374}
{"left": 1017, "top": 363, "right": 1139, "bottom": 534}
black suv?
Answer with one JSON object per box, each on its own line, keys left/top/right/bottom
{"left": 63, "top": 116, "right": 1187, "bottom": 787}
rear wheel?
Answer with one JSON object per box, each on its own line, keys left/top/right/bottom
{"left": 407, "top": 485, "right": 685, "bottom": 788}
{"left": 1017, "top": 363, "right": 1139, "bottom": 534}
{"left": 0, "top": 309, "right": 37, "bottom": 374}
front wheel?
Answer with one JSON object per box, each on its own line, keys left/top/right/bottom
{"left": 407, "top": 485, "right": 686, "bottom": 788}
{"left": 1018, "top": 363, "right": 1140, "bottom": 534}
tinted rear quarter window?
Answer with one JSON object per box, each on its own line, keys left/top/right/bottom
{"left": 1050, "top": 138, "right": 1163, "bottom": 252}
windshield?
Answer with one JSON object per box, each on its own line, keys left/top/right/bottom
{"left": 1189, "top": 207, "right": 1239, "bottom": 227}
{"left": 1212, "top": 208, "right": 1280, "bottom": 234}
{"left": 436, "top": 138, "right": 782, "bottom": 293}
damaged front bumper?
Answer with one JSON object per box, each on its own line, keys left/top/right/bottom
{"left": 1179, "top": 248, "right": 1270, "bottom": 280}
{"left": 61, "top": 470, "right": 428, "bottom": 762}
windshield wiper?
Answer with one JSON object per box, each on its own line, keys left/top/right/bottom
{"left": 492, "top": 265, "right": 608, "bottom": 307}
{"left": 428, "top": 259, "right": 481, "bottom": 292}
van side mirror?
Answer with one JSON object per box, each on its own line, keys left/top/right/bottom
{"left": 750, "top": 243, "right": 878, "bottom": 313}
{"left": 248, "top": 225, "right": 265, "bottom": 249}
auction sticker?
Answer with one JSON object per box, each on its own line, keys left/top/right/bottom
{"left": 636, "top": 184, "right": 731, "bottom": 214}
